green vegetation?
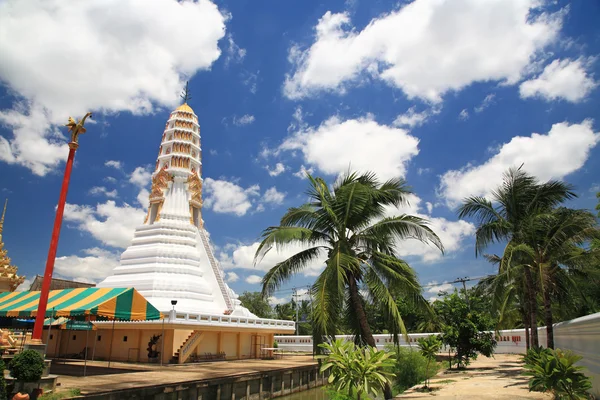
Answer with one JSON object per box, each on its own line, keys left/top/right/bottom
{"left": 0, "top": 359, "right": 7, "bottom": 400}
{"left": 39, "top": 389, "right": 81, "bottom": 400}
{"left": 388, "top": 346, "right": 439, "bottom": 394}
{"left": 255, "top": 171, "right": 443, "bottom": 398}
{"left": 238, "top": 291, "right": 273, "bottom": 319}
{"left": 523, "top": 348, "right": 592, "bottom": 399}
{"left": 417, "top": 335, "right": 442, "bottom": 387}
{"left": 434, "top": 291, "right": 497, "bottom": 368}
{"left": 459, "top": 167, "right": 600, "bottom": 350}
{"left": 318, "top": 339, "right": 395, "bottom": 400}
{"left": 9, "top": 349, "right": 45, "bottom": 383}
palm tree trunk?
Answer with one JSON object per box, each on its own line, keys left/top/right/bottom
{"left": 543, "top": 284, "right": 554, "bottom": 349}
{"left": 347, "top": 274, "right": 376, "bottom": 347}
{"left": 524, "top": 317, "right": 530, "bottom": 351}
{"left": 521, "top": 306, "right": 530, "bottom": 351}
{"left": 347, "top": 275, "right": 393, "bottom": 399}
{"left": 523, "top": 268, "right": 539, "bottom": 347}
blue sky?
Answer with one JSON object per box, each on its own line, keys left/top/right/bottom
{"left": 0, "top": 0, "right": 599, "bottom": 303}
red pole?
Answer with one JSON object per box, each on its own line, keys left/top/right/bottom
{"left": 32, "top": 143, "right": 78, "bottom": 341}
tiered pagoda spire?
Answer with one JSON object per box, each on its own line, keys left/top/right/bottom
{"left": 0, "top": 200, "right": 26, "bottom": 292}
{"left": 99, "top": 90, "right": 253, "bottom": 317}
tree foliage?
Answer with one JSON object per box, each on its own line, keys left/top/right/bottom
{"left": 9, "top": 350, "right": 45, "bottom": 383}
{"left": 238, "top": 291, "right": 273, "bottom": 319}
{"left": 318, "top": 339, "right": 395, "bottom": 400}
{"left": 523, "top": 348, "right": 592, "bottom": 399}
{"left": 434, "top": 291, "right": 497, "bottom": 368}
{"left": 255, "top": 171, "right": 442, "bottom": 347}
{"left": 417, "top": 335, "right": 442, "bottom": 387}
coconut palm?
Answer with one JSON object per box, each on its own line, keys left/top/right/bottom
{"left": 458, "top": 167, "right": 576, "bottom": 347}
{"left": 255, "top": 171, "right": 443, "bottom": 399}
{"left": 510, "top": 207, "right": 600, "bottom": 348}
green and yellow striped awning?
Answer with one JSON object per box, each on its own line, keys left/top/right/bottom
{"left": 0, "top": 288, "right": 161, "bottom": 320}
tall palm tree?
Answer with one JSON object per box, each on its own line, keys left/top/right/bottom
{"left": 254, "top": 172, "right": 443, "bottom": 399}
{"left": 458, "top": 167, "right": 576, "bottom": 347}
{"left": 514, "top": 208, "right": 600, "bottom": 348}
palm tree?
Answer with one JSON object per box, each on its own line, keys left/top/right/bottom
{"left": 458, "top": 167, "right": 576, "bottom": 347}
{"left": 512, "top": 207, "right": 600, "bottom": 348}
{"left": 255, "top": 171, "right": 443, "bottom": 399}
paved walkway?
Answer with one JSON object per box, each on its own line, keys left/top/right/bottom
{"left": 396, "top": 354, "right": 552, "bottom": 399}
{"left": 54, "top": 355, "right": 317, "bottom": 395}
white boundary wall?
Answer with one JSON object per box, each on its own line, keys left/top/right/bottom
{"left": 275, "top": 312, "right": 600, "bottom": 396}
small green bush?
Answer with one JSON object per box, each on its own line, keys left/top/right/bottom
{"left": 523, "top": 348, "right": 592, "bottom": 400}
{"left": 39, "top": 389, "right": 81, "bottom": 400}
{"left": 386, "top": 345, "right": 437, "bottom": 394}
{"left": 273, "top": 341, "right": 278, "bottom": 349}
{"left": 9, "top": 349, "right": 45, "bottom": 383}
{"left": 0, "top": 358, "right": 7, "bottom": 400}
{"left": 323, "top": 388, "right": 353, "bottom": 400}
{"left": 418, "top": 335, "right": 442, "bottom": 388}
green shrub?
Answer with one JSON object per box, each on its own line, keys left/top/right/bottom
{"left": 318, "top": 339, "right": 395, "bottom": 400}
{"left": 323, "top": 388, "right": 353, "bottom": 400}
{"left": 417, "top": 335, "right": 442, "bottom": 388}
{"left": 39, "top": 389, "right": 81, "bottom": 400}
{"left": 0, "top": 358, "right": 7, "bottom": 400}
{"left": 523, "top": 345, "right": 550, "bottom": 365}
{"left": 523, "top": 348, "right": 592, "bottom": 399}
{"left": 9, "top": 350, "right": 45, "bottom": 383}
{"left": 386, "top": 346, "right": 437, "bottom": 394}
{"left": 273, "top": 341, "right": 278, "bottom": 349}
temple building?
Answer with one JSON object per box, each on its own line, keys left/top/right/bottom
{"left": 36, "top": 100, "right": 293, "bottom": 364}
{"left": 0, "top": 200, "right": 26, "bottom": 293}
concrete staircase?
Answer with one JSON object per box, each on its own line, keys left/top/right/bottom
{"left": 172, "top": 330, "right": 204, "bottom": 364}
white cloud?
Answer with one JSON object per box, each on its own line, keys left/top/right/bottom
{"left": 55, "top": 247, "right": 120, "bottom": 282}
{"left": 266, "top": 162, "right": 286, "bottom": 177}
{"left": 425, "top": 202, "right": 433, "bottom": 214}
{"left": 474, "top": 94, "right": 496, "bottom": 113}
{"left": 268, "top": 295, "right": 289, "bottom": 306}
{"left": 225, "top": 271, "right": 239, "bottom": 283}
{"left": 293, "top": 165, "right": 314, "bottom": 179}
{"left": 88, "top": 186, "right": 118, "bottom": 198}
{"left": 232, "top": 114, "right": 255, "bottom": 126}
{"left": 64, "top": 200, "right": 144, "bottom": 249}
{"left": 136, "top": 188, "right": 150, "bottom": 209}
{"left": 245, "top": 275, "right": 263, "bottom": 284}
{"left": 519, "top": 58, "right": 597, "bottom": 102}
{"left": 203, "top": 178, "right": 260, "bottom": 216}
{"left": 458, "top": 109, "right": 469, "bottom": 121}
{"left": 393, "top": 106, "right": 438, "bottom": 128}
{"left": 280, "top": 116, "right": 419, "bottom": 180}
{"left": 129, "top": 166, "right": 152, "bottom": 187}
{"left": 104, "top": 176, "right": 118, "bottom": 184}
{"left": 219, "top": 242, "right": 327, "bottom": 276}
{"left": 425, "top": 281, "right": 454, "bottom": 296}
{"left": 0, "top": 104, "right": 68, "bottom": 176}
{"left": 283, "top": 0, "right": 563, "bottom": 101}
{"left": 262, "top": 187, "right": 286, "bottom": 205}
{"left": 0, "top": 0, "right": 226, "bottom": 175}
{"left": 439, "top": 120, "right": 600, "bottom": 207}
{"left": 104, "top": 160, "right": 123, "bottom": 170}
{"left": 15, "top": 277, "right": 32, "bottom": 292}
{"left": 383, "top": 194, "right": 475, "bottom": 262}
{"left": 225, "top": 33, "right": 246, "bottom": 66}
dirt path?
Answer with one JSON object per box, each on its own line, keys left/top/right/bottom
{"left": 396, "top": 354, "right": 552, "bottom": 399}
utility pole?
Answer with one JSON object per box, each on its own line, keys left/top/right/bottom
{"left": 292, "top": 287, "right": 299, "bottom": 335}
{"left": 456, "top": 277, "right": 470, "bottom": 308}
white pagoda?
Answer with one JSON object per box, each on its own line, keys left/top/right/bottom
{"left": 98, "top": 101, "right": 253, "bottom": 318}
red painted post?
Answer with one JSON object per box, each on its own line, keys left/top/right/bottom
{"left": 32, "top": 143, "right": 78, "bottom": 341}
